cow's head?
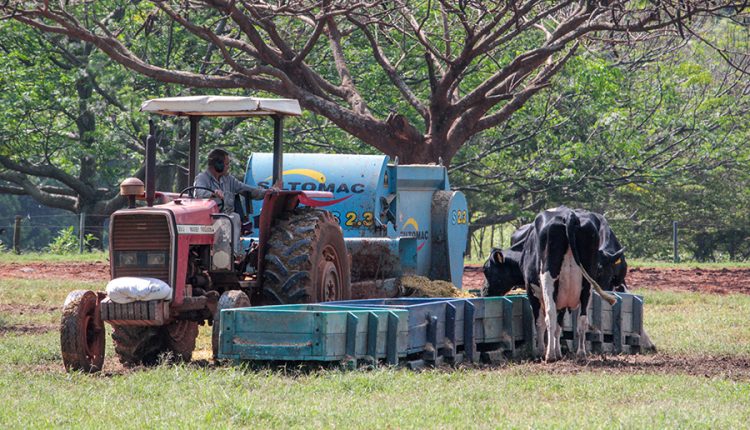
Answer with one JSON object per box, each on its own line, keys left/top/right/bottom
{"left": 596, "top": 247, "right": 627, "bottom": 291}
{"left": 482, "top": 249, "right": 522, "bottom": 297}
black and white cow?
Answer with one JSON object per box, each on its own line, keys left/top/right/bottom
{"left": 484, "top": 207, "right": 617, "bottom": 361}
{"left": 585, "top": 210, "right": 627, "bottom": 292}
{"left": 524, "top": 207, "right": 618, "bottom": 361}
{"left": 482, "top": 244, "right": 525, "bottom": 297}
{"left": 484, "top": 207, "right": 655, "bottom": 357}
{"left": 508, "top": 211, "right": 626, "bottom": 292}
{"left": 583, "top": 210, "right": 655, "bottom": 351}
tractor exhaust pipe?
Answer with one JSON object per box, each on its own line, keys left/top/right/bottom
{"left": 145, "top": 120, "right": 156, "bottom": 207}
{"left": 272, "top": 115, "right": 283, "bottom": 187}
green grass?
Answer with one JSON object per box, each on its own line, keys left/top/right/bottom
{"left": 1, "top": 279, "right": 748, "bottom": 359}
{"left": 1, "top": 271, "right": 749, "bottom": 428}
{"left": 0, "top": 279, "right": 104, "bottom": 306}
{"left": 0, "top": 366, "right": 747, "bottom": 428}
{"left": 636, "top": 289, "right": 750, "bottom": 355}
{"left": 0, "top": 332, "right": 61, "bottom": 366}
{"left": 0, "top": 251, "right": 108, "bottom": 264}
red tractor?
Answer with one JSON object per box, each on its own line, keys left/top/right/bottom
{"left": 60, "top": 96, "right": 351, "bottom": 372}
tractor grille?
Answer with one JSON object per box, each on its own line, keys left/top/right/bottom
{"left": 110, "top": 213, "right": 173, "bottom": 284}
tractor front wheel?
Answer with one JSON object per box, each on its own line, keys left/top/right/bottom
{"left": 165, "top": 320, "right": 199, "bottom": 362}
{"left": 212, "top": 290, "right": 251, "bottom": 359}
{"left": 260, "top": 208, "right": 351, "bottom": 305}
{"left": 60, "top": 290, "right": 105, "bottom": 373}
{"left": 112, "top": 326, "right": 164, "bottom": 366}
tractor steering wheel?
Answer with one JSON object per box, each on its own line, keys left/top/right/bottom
{"left": 179, "top": 186, "right": 224, "bottom": 211}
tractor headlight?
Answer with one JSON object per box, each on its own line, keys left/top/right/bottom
{"left": 118, "top": 251, "right": 139, "bottom": 266}
{"left": 116, "top": 251, "right": 167, "bottom": 267}
{"left": 146, "top": 252, "right": 166, "bottom": 266}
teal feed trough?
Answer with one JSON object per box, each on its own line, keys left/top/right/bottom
{"left": 218, "top": 304, "right": 409, "bottom": 363}
{"left": 217, "top": 293, "right": 646, "bottom": 366}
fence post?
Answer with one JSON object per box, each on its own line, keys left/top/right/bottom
{"left": 79, "top": 212, "right": 86, "bottom": 253}
{"left": 673, "top": 221, "right": 679, "bottom": 263}
{"left": 13, "top": 215, "right": 22, "bottom": 254}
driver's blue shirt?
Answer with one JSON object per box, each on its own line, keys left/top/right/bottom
{"left": 193, "top": 170, "right": 265, "bottom": 214}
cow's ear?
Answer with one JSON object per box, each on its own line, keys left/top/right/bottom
{"left": 605, "top": 247, "right": 626, "bottom": 264}
{"left": 491, "top": 249, "right": 504, "bottom": 264}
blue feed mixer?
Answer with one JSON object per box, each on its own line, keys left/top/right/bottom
{"left": 242, "top": 153, "right": 469, "bottom": 292}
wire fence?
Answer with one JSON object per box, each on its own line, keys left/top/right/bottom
{"left": 468, "top": 219, "right": 750, "bottom": 264}
{"left": 3, "top": 211, "right": 746, "bottom": 262}
{"left": 0, "top": 213, "right": 110, "bottom": 253}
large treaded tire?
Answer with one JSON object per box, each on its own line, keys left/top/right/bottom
{"left": 112, "top": 326, "right": 164, "bottom": 367}
{"left": 60, "top": 290, "right": 105, "bottom": 373}
{"left": 212, "top": 290, "right": 251, "bottom": 359}
{"left": 165, "top": 320, "right": 199, "bottom": 362}
{"left": 260, "top": 207, "right": 351, "bottom": 305}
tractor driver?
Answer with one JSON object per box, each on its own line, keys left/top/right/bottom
{"left": 193, "top": 148, "right": 272, "bottom": 255}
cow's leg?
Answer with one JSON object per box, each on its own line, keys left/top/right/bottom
{"left": 577, "top": 282, "right": 591, "bottom": 358}
{"left": 556, "top": 310, "right": 565, "bottom": 360}
{"left": 536, "top": 306, "right": 546, "bottom": 357}
{"left": 541, "top": 270, "right": 559, "bottom": 362}
{"left": 528, "top": 285, "right": 546, "bottom": 357}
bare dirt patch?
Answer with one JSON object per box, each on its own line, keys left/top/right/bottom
{"left": 504, "top": 353, "right": 750, "bottom": 381}
{"left": 627, "top": 267, "right": 750, "bottom": 295}
{"left": 0, "top": 262, "right": 750, "bottom": 294}
{"left": 0, "top": 324, "right": 57, "bottom": 336}
{"left": 0, "top": 303, "right": 59, "bottom": 314}
{"left": 0, "top": 304, "right": 59, "bottom": 337}
{"left": 0, "top": 261, "right": 109, "bottom": 282}
{"left": 461, "top": 265, "right": 750, "bottom": 295}
{"left": 3, "top": 261, "right": 749, "bottom": 296}
{"left": 22, "top": 351, "right": 750, "bottom": 380}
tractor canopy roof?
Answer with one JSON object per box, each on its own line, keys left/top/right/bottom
{"left": 140, "top": 96, "right": 301, "bottom": 117}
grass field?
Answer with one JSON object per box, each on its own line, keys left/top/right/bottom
{"left": 1, "top": 259, "right": 749, "bottom": 428}
{"left": 0, "top": 251, "right": 108, "bottom": 264}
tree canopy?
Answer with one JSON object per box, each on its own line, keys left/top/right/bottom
{"left": 0, "top": 1, "right": 749, "bottom": 259}
{"left": 4, "top": 1, "right": 745, "bottom": 164}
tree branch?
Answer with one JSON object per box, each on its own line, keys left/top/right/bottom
{"left": 0, "top": 171, "right": 78, "bottom": 211}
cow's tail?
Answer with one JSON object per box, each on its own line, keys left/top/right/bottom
{"left": 566, "top": 212, "right": 618, "bottom": 306}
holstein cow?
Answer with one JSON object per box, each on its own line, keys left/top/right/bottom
{"left": 582, "top": 210, "right": 655, "bottom": 351}
{"left": 574, "top": 210, "right": 654, "bottom": 351}
{"left": 484, "top": 208, "right": 656, "bottom": 356}
{"left": 484, "top": 207, "right": 617, "bottom": 361}
{"left": 585, "top": 210, "right": 627, "bottom": 292}
{"left": 482, "top": 239, "right": 525, "bottom": 297}
{"left": 481, "top": 221, "right": 533, "bottom": 296}
{"left": 494, "top": 209, "right": 628, "bottom": 295}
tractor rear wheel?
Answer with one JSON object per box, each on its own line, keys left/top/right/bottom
{"left": 165, "top": 320, "right": 199, "bottom": 362}
{"left": 212, "top": 290, "right": 251, "bottom": 359}
{"left": 260, "top": 207, "right": 351, "bottom": 305}
{"left": 112, "top": 326, "right": 164, "bottom": 366}
{"left": 60, "top": 290, "right": 105, "bottom": 373}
